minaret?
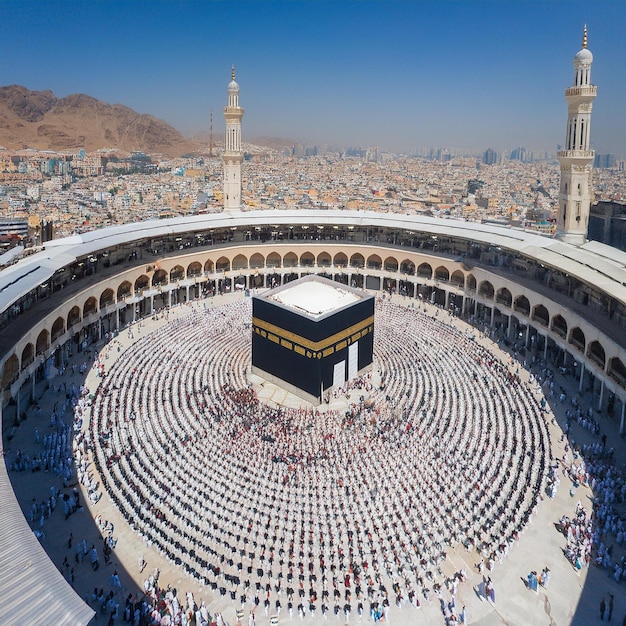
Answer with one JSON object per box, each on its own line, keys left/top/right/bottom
{"left": 556, "top": 26, "right": 597, "bottom": 245}
{"left": 223, "top": 66, "right": 245, "bottom": 211}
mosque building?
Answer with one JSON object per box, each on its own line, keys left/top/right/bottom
{"left": 0, "top": 28, "right": 625, "bottom": 626}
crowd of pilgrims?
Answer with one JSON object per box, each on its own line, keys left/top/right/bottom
{"left": 557, "top": 447, "right": 626, "bottom": 582}
{"left": 78, "top": 297, "right": 556, "bottom": 622}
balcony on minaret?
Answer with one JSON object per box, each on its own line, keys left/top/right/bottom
{"left": 565, "top": 85, "right": 597, "bottom": 98}
{"left": 224, "top": 105, "right": 244, "bottom": 117}
{"left": 557, "top": 149, "right": 594, "bottom": 159}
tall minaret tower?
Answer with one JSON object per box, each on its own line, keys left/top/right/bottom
{"left": 556, "top": 26, "right": 597, "bottom": 245}
{"left": 223, "top": 66, "right": 244, "bottom": 211}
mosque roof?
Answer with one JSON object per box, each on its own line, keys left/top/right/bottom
{"left": 0, "top": 462, "right": 95, "bottom": 625}
{"left": 1, "top": 209, "right": 625, "bottom": 315}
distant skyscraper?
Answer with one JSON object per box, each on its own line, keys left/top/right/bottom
{"left": 556, "top": 26, "right": 597, "bottom": 245}
{"left": 483, "top": 148, "right": 497, "bottom": 165}
{"left": 510, "top": 147, "right": 527, "bottom": 162}
{"left": 223, "top": 67, "right": 244, "bottom": 210}
{"left": 594, "top": 153, "right": 616, "bottom": 169}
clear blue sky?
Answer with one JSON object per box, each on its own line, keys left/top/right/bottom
{"left": 1, "top": 1, "right": 624, "bottom": 154}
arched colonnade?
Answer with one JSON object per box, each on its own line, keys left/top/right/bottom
{"left": 2, "top": 243, "right": 625, "bottom": 431}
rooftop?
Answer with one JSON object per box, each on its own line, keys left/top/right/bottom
{"left": 262, "top": 274, "right": 367, "bottom": 320}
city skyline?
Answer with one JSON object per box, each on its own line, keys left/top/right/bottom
{"left": 1, "top": 1, "right": 625, "bottom": 155}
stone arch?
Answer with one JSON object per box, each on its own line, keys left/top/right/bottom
{"left": 495, "top": 287, "right": 512, "bottom": 307}
{"left": 100, "top": 288, "right": 115, "bottom": 308}
{"left": 532, "top": 304, "right": 549, "bottom": 326}
{"left": 367, "top": 254, "right": 382, "bottom": 270}
{"left": 83, "top": 296, "right": 97, "bottom": 317}
{"left": 204, "top": 259, "right": 215, "bottom": 273}
{"left": 317, "top": 251, "right": 332, "bottom": 267}
{"left": 232, "top": 254, "right": 248, "bottom": 271}
{"left": 249, "top": 253, "right": 265, "bottom": 269}
{"left": 608, "top": 357, "right": 626, "bottom": 388}
{"left": 350, "top": 253, "right": 365, "bottom": 268}
{"left": 51, "top": 316, "right": 65, "bottom": 342}
{"left": 266, "top": 252, "right": 281, "bottom": 268}
{"left": 215, "top": 257, "right": 230, "bottom": 272}
{"left": 587, "top": 340, "right": 606, "bottom": 369}
{"left": 134, "top": 275, "right": 149, "bottom": 293}
{"left": 21, "top": 343, "right": 34, "bottom": 370}
{"left": 417, "top": 262, "right": 432, "bottom": 279}
{"left": 384, "top": 256, "right": 399, "bottom": 272}
{"left": 434, "top": 266, "right": 449, "bottom": 282}
{"left": 170, "top": 264, "right": 185, "bottom": 281}
{"left": 478, "top": 280, "right": 494, "bottom": 299}
{"left": 1, "top": 353, "right": 19, "bottom": 387}
{"left": 400, "top": 259, "right": 415, "bottom": 275}
{"left": 36, "top": 329, "right": 49, "bottom": 355}
{"left": 569, "top": 326, "right": 586, "bottom": 352}
{"left": 152, "top": 269, "right": 167, "bottom": 287}
{"left": 450, "top": 270, "right": 465, "bottom": 288}
{"left": 514, "top": 295, "right": 530, "bottom": 315}
{"left": 466, "top": 273, "right": 477, "bottom": 290}
{"left": 300, "top": 251, "right": 315, "bottom": 267}
{"left": 550, "top": 314, "right": 568, "bottom": 338}
{"left": 187, "top": 261, "right": 202, "bottom": 277}
{"left": 333, "top": 252, "right": 348, "bottom": 267}
{"left": 117, "top": 281, "right": 132, "bottom": 300}
{"left": 67, "top": 305, "right": 81, "bottom": 329}
{"left": 283, "top": 252, "right": 298, "bottom": 268}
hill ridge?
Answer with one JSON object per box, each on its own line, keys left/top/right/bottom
{"left": 0, "top": 85, "right": 197, "bottom": 156}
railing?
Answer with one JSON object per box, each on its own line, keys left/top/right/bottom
{"left": 588, "top": 352, "right": 605, "bottom": 369}
{"left": 608, "top": 368, "right": 626, "bottom": 389}
{"left": 569, "top": 338, "right": 585, "bottom": 352}
{"left": 557, "top": 150, "right": 594, "bottom": 159}
{"left": 565, "top": 86, "right": 597, "bottom": 97}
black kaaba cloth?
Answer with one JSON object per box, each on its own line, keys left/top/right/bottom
{"left": 251, "top": 275, "right": 374, "bottom": 403}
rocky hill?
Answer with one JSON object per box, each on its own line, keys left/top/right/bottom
{"left": 0, "top": 85, "right": 197, "bottom": 156}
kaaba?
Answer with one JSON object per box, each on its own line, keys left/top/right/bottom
{"left": 251, "top": 275, "right": 374, "bottom": 404}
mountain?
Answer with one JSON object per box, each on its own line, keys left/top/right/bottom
{"left": 0, "top": 85, "right": 197, "bottom": 156}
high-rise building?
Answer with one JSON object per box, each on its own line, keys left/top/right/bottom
{"left": 556, "top": 26, "right": 597, "bottom": 245}
{"left": 510, "top": 146, "right": 527, "bottom": 162}
{"left": 594, "top": 153, "right": 616, "bottom": 169}
{"left": 223, "top": 67, "right": 244, "bottom": 210}
{"left": 483, "top": 148, "right": 497, "bottom": 165}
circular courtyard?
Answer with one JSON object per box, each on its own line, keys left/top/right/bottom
{"left": 87, "top": 296, "right": 553, "bottom": 621}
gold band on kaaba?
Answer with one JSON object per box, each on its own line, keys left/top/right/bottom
{"left": 252, "top": 314, "right": 374, "bottom": 353}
